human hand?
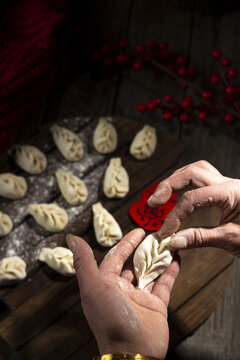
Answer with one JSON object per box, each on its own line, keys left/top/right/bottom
{"left": 67, "top": 229, "right": 180, "bottom": 359}
{"left": 148, "top": 160, "right": 240, "bottom": 257}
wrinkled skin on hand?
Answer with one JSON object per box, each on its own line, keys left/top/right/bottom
{"left": 148, "top": 160, "right": 240, "bottom": 257}
{"left": 67, "top": 229, "right": 180, "bottom": 359}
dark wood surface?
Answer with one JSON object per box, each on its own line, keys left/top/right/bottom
{"left": 1, "top": 0, "right": 240, "bottom": 359}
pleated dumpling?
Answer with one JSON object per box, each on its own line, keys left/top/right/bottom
{"left": 130, "top": 125, "right": 157, "bottom": 160}
{"left": 8, "top": 145, "right": 47, "bottom": 174}
{"left": 0, "top": 212, "right": 13, "bottom": 237}
{"left": 133, "top": 232, "right": 173, "bottom": 289}
{"left": 0, "top": 173, "right": 27, "bottom": 199}
{"left": 55, "top": 170, "right": 88, "bottom": 205}
{"left": 0, "top": 256, "right": 27, "bottom": 285}
{"left": 28, "top": 203, "right": 68, "bottom": 232}
{"left": 103, "top": 158, "right": 129, "bottom": 198}
{"left": 92, "top": 202, "right": 122, "bottom": 247}
{"left": 38, "top": 247, "right": 75, "bottom": 276}
{"left": 50, "top": 124, "right": 84, "bottom": 161}
{"left": 93, "top": 118, "right": 118, "bottom": 154}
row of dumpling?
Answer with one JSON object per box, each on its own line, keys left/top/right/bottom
{"left": 5, "top": 119, "right": 157, "bottom": 177}
{"left": 0, "top": 156, "right": 129, "bottom": 237}
{"left": 0, "top": 201, "right": 123, "bottom": 285}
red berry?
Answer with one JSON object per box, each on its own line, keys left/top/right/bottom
{"left": 224, "top": 113, "right": 234, "bottom": 123}
{"left": 160, "top": 49, "right": 169, "bottom": 58}
{"left": 163, "top": 111, "right": 173, "bottom": 121}
{"left": 177, "top": 56, "right": 186, "bottom": 65}
{"left": 178, "top": 68, "right": 187, "bottom": 77}
{"left": 225, "top": 85, "right": 235, "bottom": 95}
{"left": 212, "top": 49, "right": 222, "bottom": 59}
{"left": 101, "top": 45, "right": 110, "bottom": 55}
{"left": 202, "top": 90, "right": 212, "bottom": 100}
{"left": 148, "top": 41, "right": 158, "bottom": 50}
{"left": 210, "top": 72, "right": 220, "bottom": 85}
{"left": 148, "top": 102, "right": 157, "bottom": 111}
{"left": 103, "top": 58, "right": 113, "bottom": 67}
{"left": 152, "top": 97, "right": 161, "bottom": 104}
{"left": 164, "top": 94, "right": 174, "bottom": 103}
{"left": 181, "top": 82, "right": 189, "bottom": 90}
{"left": 187, "top": 67, "right": 197, "bottom": 76}
{"left": 119, "top": 38, "right": 128, "bottom": 48}
{"left": 133, "top": 61, "right": 144, "bottom": 71}
{"left": 179, "top": 113, "right": 190, "bottom": 123}
{"left": 159, "top": 41, "right": 168, "bottom": 50}
{"left": 184, "top": 96, "right": 193, "bottom": 104}
{"left": 198, "top": 112, "right": 208, "bottom": 121}
{"left": 228, "top": 68, "right": 238, "bottom": 78}
{"left": 137, "top": 103, "right": 147, "bottom": 113}
{"left": 136, "top": 44, "right": 145, "bottom": 53}
{"left": 222, "top": 58, "right": 231, "bottom": 67}
{"left": 92, "top": 51, "right": 101, "bottom": 62}
{"left": 117, "top": 54, "right": 128, "bottom": 64}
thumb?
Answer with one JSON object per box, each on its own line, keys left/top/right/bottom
{"left": 167, "top": 225, "right": 235, "bottom": 253}
{"left": 66, "top": 234, "right": 100, "bottom": 297}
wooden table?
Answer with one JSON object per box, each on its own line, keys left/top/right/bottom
{"left": 1, "top": 1, "right": 240, "bottom": 359}
{"left": 0, "top": 118, "right": 233, "bottom": 359}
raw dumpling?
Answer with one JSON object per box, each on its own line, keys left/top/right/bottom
{"left": 0, "top": 173, "right": 27, "bottom": 199}
{"left": 0, "top": 212, "right": 13, "bottom": 237}
{"left": 39, "top": 247, "right": 75, "bottom": 276}
{"left": 133, "top": 232, "right": 173, "bottom": 289}
{"left": 93, "top": 118, "right": 118, "bottom": 154}
{"left": 8, "top": 145, "right": 47, "bottom": 174}
{"left": 50, "top": 124, "right": 84, "bottom": 161}
{"left": 0, "top": 256, "right": 27, "bottom": 285}
{"left": 92, "top": 202, "right": 122, "bottom": 247}
{"left": 103, "top": 158, "right": 129, "bottom": 198}
{"left": 130, "top": 125, "right": 157, "bottom": 160}
{"left": 55, "top": 170, "right": 88, "bottom": 206}
{"left": 28, "top": 203, "right": 68, "bottom": 232}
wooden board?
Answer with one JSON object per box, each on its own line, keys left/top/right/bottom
{"left": 0, "top": 117, "right": 233, "bottom": 360}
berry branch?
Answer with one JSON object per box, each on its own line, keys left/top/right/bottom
{"left": 86, "top": 40, "right": 240, "bottom": 124}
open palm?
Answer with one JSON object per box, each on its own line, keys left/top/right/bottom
{"left": 67, "top": 229, "right": 180, "bottom": 359}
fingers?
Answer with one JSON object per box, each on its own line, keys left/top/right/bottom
{"left": 168, "top": 224, "right": 240, "bottom": 256}
{"left": 66, "top": 234, "right": 100, "bottom": 297}
{"left": 121, "top": 262, "right": 136, "bottom": 284}
{"left": 148, "top": 164, "right": 224, "bottom": 208}
{"left": 99, "top": 228, "right": 146, "bottom": 275}
{"left": 158, "top": 180, "right": 240, "bottom": 239}
{"left": 151, "top": 254, "right": 181, "bottom": 307}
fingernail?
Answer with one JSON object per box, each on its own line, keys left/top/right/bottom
{"left": 168, "top": 236, "right": 187, "bottom": 250}
{"left": 148, "top": 194, "right": 155, "bottom": 205}
{"left": 66, "top": 234, "right": 78, "bottom": 253}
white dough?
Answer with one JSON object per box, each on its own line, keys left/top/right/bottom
{"left": 28, "top": 203, "right": 68, "bottom": 232}
{"left": 103, "top": 158, "right": 129, "bottom": 198}
{"left": 0, "top": 256, "right": 27, "bottom": 285}
{"left": 0, "top": 173, "right": 27, "bottom": 199}
{"left": 93, "top": 118, "right": 118, "bottom": 154}
{"left": 0, "top": 211, "right": 13, "bottom": 237}
{"left": 8, "top": 145, "right": 47, "bottom": 174}
{"left": 39, "top": 247, "right": 75, "bottom": 276}
{"left": 92, "top": 202, "right": 122, "bottom": 247}
{"left": 50, "top": 124, "right": 84, "bottom": 162}
{"left": 133, "top": 232, "right": 173, "bottom": 289}
{"left": 130, "top": 124, "right": 157, "bottom": 160}
{"left": 55, "top": 170, "right": 88, "bottom": 206}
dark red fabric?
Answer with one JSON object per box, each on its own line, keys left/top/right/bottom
{"left": 0, "top": 0, "right": 77, "bottom": 154}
